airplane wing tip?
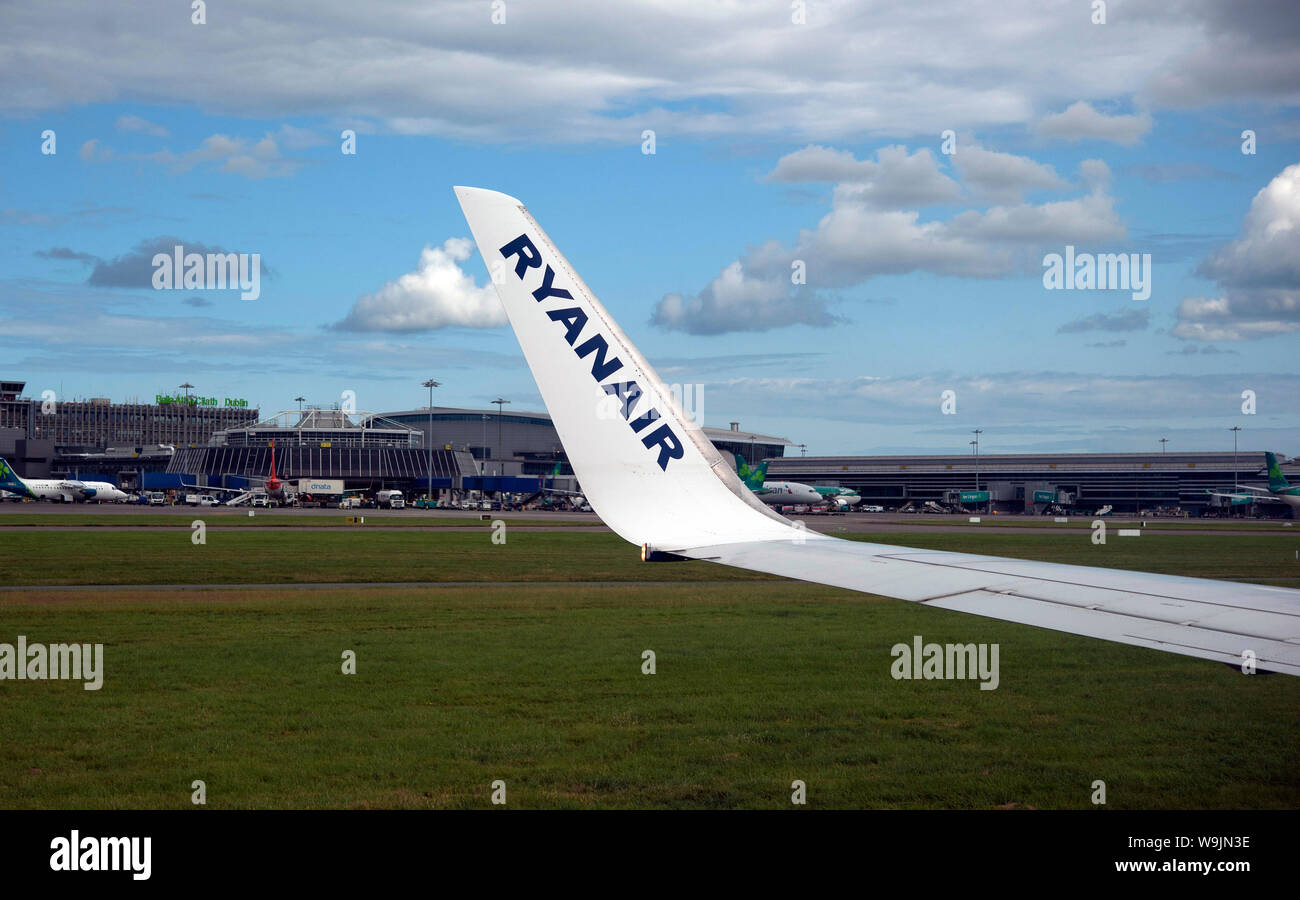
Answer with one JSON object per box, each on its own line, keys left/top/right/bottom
{"left": 453, "top": 185, "right": 523, "bottom": 207}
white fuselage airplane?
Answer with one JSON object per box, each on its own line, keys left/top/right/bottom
{"left": 455, "top": 187, "right": 1300, "bottom": 676}
{"left": 733, "top": 455, "right": 835, "bottom": 507}
{"left": 754, "top": 481, "right": 824, "bottom": 506}
{"left": 1206, "top": 452, "right": 1300, "bottom": 516}
{"left": 0, "top": 457, "right": 129, "bottom": 503}
{"left": 814, "top": 486, "right": 862, "bottom": 508}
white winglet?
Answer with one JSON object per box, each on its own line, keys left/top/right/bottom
{"left": 454, "top": 186, "right": 796, "bottom": 550}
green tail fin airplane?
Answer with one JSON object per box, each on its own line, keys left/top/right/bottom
{"left": 731, "top": 453, "right": 861, "bottom": 507}
{"left": 1267, "top": 451, "right": 1292, "bottom": 493}
{"left": 0, "top": 457, "right": 34, "bottom": 498}
{"left": 733, "top": 453, "right": 769, "bottom": 491}
{"left": 1207, "top": 451, "right": 1300, "bottom": 515}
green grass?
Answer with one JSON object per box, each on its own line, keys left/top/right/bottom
{"left": 0, "top": 527, "right": 1296, "bottom": 809}
{"left": 1, "top": 528, "right": 1295, "bottom": 587}
{"left": 0, "top": 530, "right": 771, "bottom": 586}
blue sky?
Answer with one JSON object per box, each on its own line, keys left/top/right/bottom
{"left": 2, "top": 0, "right": 1297, "bottom": 456}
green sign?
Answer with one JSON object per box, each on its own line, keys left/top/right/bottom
{"left": 1033, "top": 490, "right": 1056, "bottom": 503}
{"left": 156, "top": 394, "right": 248, "bottom": 408}
{"left": 959, "top": 490, "right": 990, "bottom": 503}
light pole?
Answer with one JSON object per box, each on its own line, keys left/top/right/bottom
{"left": 492, "top": 398, "right": 510, "bottom": 478}
{"left": 294, "top": 396, "right": 306, "bottom": 447}
{"left": 1230, "top": 426, "right": 1242, "bottom": 493}
{"left": 179, "top": 382, "right": 194, "bottom": 447}
{"left": 799, "top": 443, "right": 807, "bottom": 457}
{"left": 480, "top": 415, "right": 488, "bottom": 475}
{"left": 971, "top": 429, "right": 983, "bottom": 492}
{"left": 1159, "top": 437, "right": 1168, "bottom": 455}
{"left": 422, "top": 379, "right": 440, "bottom": 501}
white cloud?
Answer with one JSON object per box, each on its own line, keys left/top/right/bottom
{"left": 145, "top": 133, "right": 305, "bottom": 179}
{"left": 1035, "top": 101, "right": 1152, "bottom": 146}
{"left": 1197, "top": 162, "right": 1300, "bottom": 288}
{"left": 707, "top": 370, "right": 1300, "bottom": 427}
{"left": 767, "top": 145, "right": 961, "bottom": 208}
{"left": 765, "top": 145, "right": 873, "bottom": 183}
{"left": 0, "top": 1, "right": 1291, "bottom": 143}
{"left": 1174, "top": 163, "right": 1300, "bottom": 341}
{"left": 333, "top": 238, "right": 505, "bottom": 332}
{"left": 1144, "top": 0, "right": 1300, "bottom": 108}
{"left": 1172, "top": 290, "right": 1300, "bottom": 341}
{"left": 952, "top": 145, "right": 1066, "bottom": 204}
{"left": 655, "top": 143, "right": 1128, "bottom": 333}
{"left": 947, "top": 190, "right": 1124, "bottom": 245}
{"left": 114, "top": 114, "right": 169, "bottom": 138}
{"left": 653, "top": 261, "right": 836, "bottom": 335}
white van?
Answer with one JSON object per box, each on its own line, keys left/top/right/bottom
{"left": 377, "top": 490, "right": 404, "bottom": 509}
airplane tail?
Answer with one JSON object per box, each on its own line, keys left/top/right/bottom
{"left": 455, "top": 186, "right": 795, "bottom": 550}
{"left": 0, "top": 457, "right": 32, "bottom": 497}
{"left": 732, "top": 453, "right": 769, "bottom": 490}
{"left": 1266, "top": 452, "right": 1291, "bottom": 492}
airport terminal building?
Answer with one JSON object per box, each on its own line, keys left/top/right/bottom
{"left": 379, "top": 406, "right": 794, "bottom": 477}
{"left": 167, "top": 409, "right": 478, "bottom": 495}
{"left": 767, "top": 451, "right": 1297, "bottom": 516}
{"left": 1, "top": 379, "right": 258, "bottom": 482}
{"left": 5, "top": 375, "right": 1291, "bottom": 513}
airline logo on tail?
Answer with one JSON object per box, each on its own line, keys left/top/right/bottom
{"left": 0, "top": 458, "right": 33, "bottom": 497}
{"left": 1266, "top": 452, "right": 1291, "bottom": 492}
{"left": 498, "top": 233, "right": 684, "bottom": 471}
{"left": 734, "top": 454, "right": 769, "bottom": 490}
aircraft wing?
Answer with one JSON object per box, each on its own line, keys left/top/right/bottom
{"left": 674, "top": 538, "right": 1300, "bottom": 675}
{"left": 455, "top": 186, "right": 1300, "bottom": 677}
{"left": 1206, "top": 489, "right": 1281, "bottom": 503}
{"left": 178, "top": 482, "right": 254, "bottom": 494}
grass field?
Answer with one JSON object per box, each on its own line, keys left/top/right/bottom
{"left": 1, "top": 528, "right": 1296, "bottom": 587}
{"left": 0, "top": 526, "right": 1296, "bottom": 809}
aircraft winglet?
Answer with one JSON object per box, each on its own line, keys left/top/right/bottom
{"left": 454, "top": 187, "right": 795, "bottom": 551}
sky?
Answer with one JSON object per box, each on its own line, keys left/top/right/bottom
{"left": 1, "top": 0, "right": 1298, "bottom": 456}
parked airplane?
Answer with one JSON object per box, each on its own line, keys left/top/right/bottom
{"left": 1206, "top": 452, "right": 1300, "bottom": 516}
{"left": 180, "top": 440, "right": 289, "bottom": 505}
{"left": 733, "top": 455, "right": 823, "bottom": 506}
{"left": 455, "top": 186, "right": 1300, "bottom": 676}
{"left": 736, "top": 456, "right": 862, "bottom": 508}
{"left": 0, "top": 456, "right": 130, "bottom": 503}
